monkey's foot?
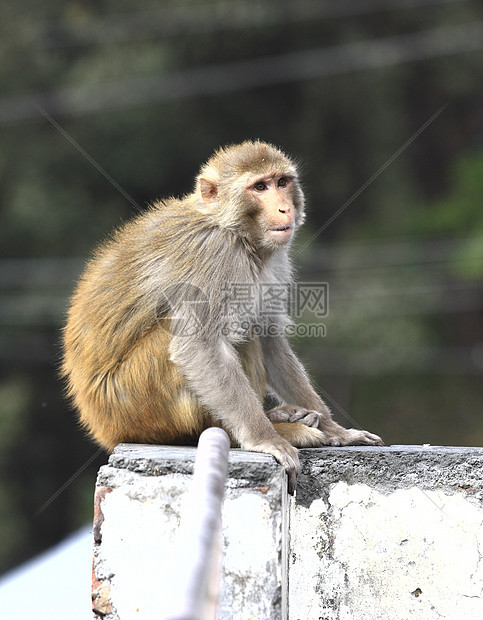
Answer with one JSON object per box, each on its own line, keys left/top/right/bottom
{"left": 325, "top": 428, "right": 384, "bottom": 447}
{"left": 267, "top": 408, "right": 384, "bottom": 447}
{"left": 266, "top": 405, "right": 321, "bottom": 428}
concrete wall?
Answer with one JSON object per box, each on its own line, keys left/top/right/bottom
{"left": 92, "top": 444, "right": 483, "bottom": 619}
{"left": 92, "top": 444, "right": 287, "bottom": 620}
{"left": 290, "top": 445, "right": 483, "bottom": 619}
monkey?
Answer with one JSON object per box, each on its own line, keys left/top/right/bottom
{"left": 62, "top": 140, "right": 383, "bottom": 493}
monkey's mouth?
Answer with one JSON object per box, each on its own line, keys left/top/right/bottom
{"left": 269, "top": 226, "right": 291, "bottom": 232}
{"left": 268, "top": 225, "right": 293, "bottom": 243}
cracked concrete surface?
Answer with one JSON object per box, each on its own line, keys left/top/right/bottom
{"left": 93, "top": 444, "right": 287, "bottom": 620}
{"left": 290, "top": 446, "right": 483, "bottom": 619}
{"left": 92, "top": 444, "right": 483, "bottom": 619}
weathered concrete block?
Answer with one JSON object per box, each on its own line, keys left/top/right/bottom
{"left": 92, "top": 444, "right": 287, "bottom": 620}
{"left": 92, "top": 444, "right": 483, "bottom": 619}
{"left": 290, "top": 445, "right": 483, "bottom": 620}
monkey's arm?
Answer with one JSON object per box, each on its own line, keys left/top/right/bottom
{"left": 261, "top": 333, "right": 383, "bottom": 446}
{"left": 169, "top": 333, "right": 303, "bottom": 491}
{"left": 261, "top": 332, "right": 326, "bottom": 411}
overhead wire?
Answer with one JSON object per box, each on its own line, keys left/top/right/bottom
{"left": 0, "top": 21, "right": 482, "bottom": 123}
{"left": 0, "top": 235, "right": 482, "bottom": 284}
{"left": 30, "top": 0, "right": 473, "bottom": 48}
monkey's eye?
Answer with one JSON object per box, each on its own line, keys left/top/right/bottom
{"left": 277, "top": 177, "right": 289, "bottom": 187}
{"left": 253, "top": 181, "right": 268, "bottom": 191}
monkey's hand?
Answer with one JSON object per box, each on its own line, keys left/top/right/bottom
{"left": 266, "top": 405, "right": 321, "bottom": 428}
{"left": 241, "top": 433, "right": 301, "bottom": 494}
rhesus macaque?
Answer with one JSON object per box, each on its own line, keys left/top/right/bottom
{"left": 62, "top": 141, "right": 382, "bottom": 492}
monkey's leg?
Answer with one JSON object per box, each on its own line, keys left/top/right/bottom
{"left": 75, "top": 323, "right": 211, "bottom": 451}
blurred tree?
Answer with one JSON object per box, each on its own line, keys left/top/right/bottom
{"left": 0, "top": 0, "right": 482, "bottom": 573}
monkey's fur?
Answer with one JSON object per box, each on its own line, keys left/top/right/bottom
{"left": 62, "top": 141, "right": 382, "bottom": 492}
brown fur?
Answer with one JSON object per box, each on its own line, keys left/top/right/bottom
{"left": 62, "top": 141, "right": 382, "bottom": 492}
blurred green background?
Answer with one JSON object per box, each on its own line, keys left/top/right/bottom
{"left": 0, "top": 0, "right": 482, "bottom": 574}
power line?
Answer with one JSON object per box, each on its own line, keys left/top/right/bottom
{"left": 30, "top": 0, "right": 471, "bottom": 49}
{"left": 329, "top": 281, "right": 483, "bottom": 313}
{"left": 1, "top": 22, "right": 482, "bottom": 123}
{"left": 0, "top": 265, "right": 481, "bottom": 326}
{"left": 298, "top": 235, "right": 483, "bottom": 272}
{"left": 305, "top": 346, "right": 483, "bottom": 375}
{"left": 0, "top": 235, "right": 481, "bottom": 287}
{"left": 1, "top": 334, "right": 480, "bottom": 373}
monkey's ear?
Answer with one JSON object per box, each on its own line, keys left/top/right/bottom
{"left": 199, "top": 177, "right": 218, "bottom": 204}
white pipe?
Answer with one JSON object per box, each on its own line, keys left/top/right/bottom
{"left": 162, "top": 427, "right": 230, "bottom": 620}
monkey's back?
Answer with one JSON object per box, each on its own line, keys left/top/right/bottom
{"left": 61, "top": 198, "right": 264, "bottom": 449}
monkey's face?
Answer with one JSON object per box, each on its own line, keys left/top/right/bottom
{"left": 197, "top": 141, "right": 305, "bottom": 253}
{"left": 246, "top": 174, "right": 296, "bottom": 248}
